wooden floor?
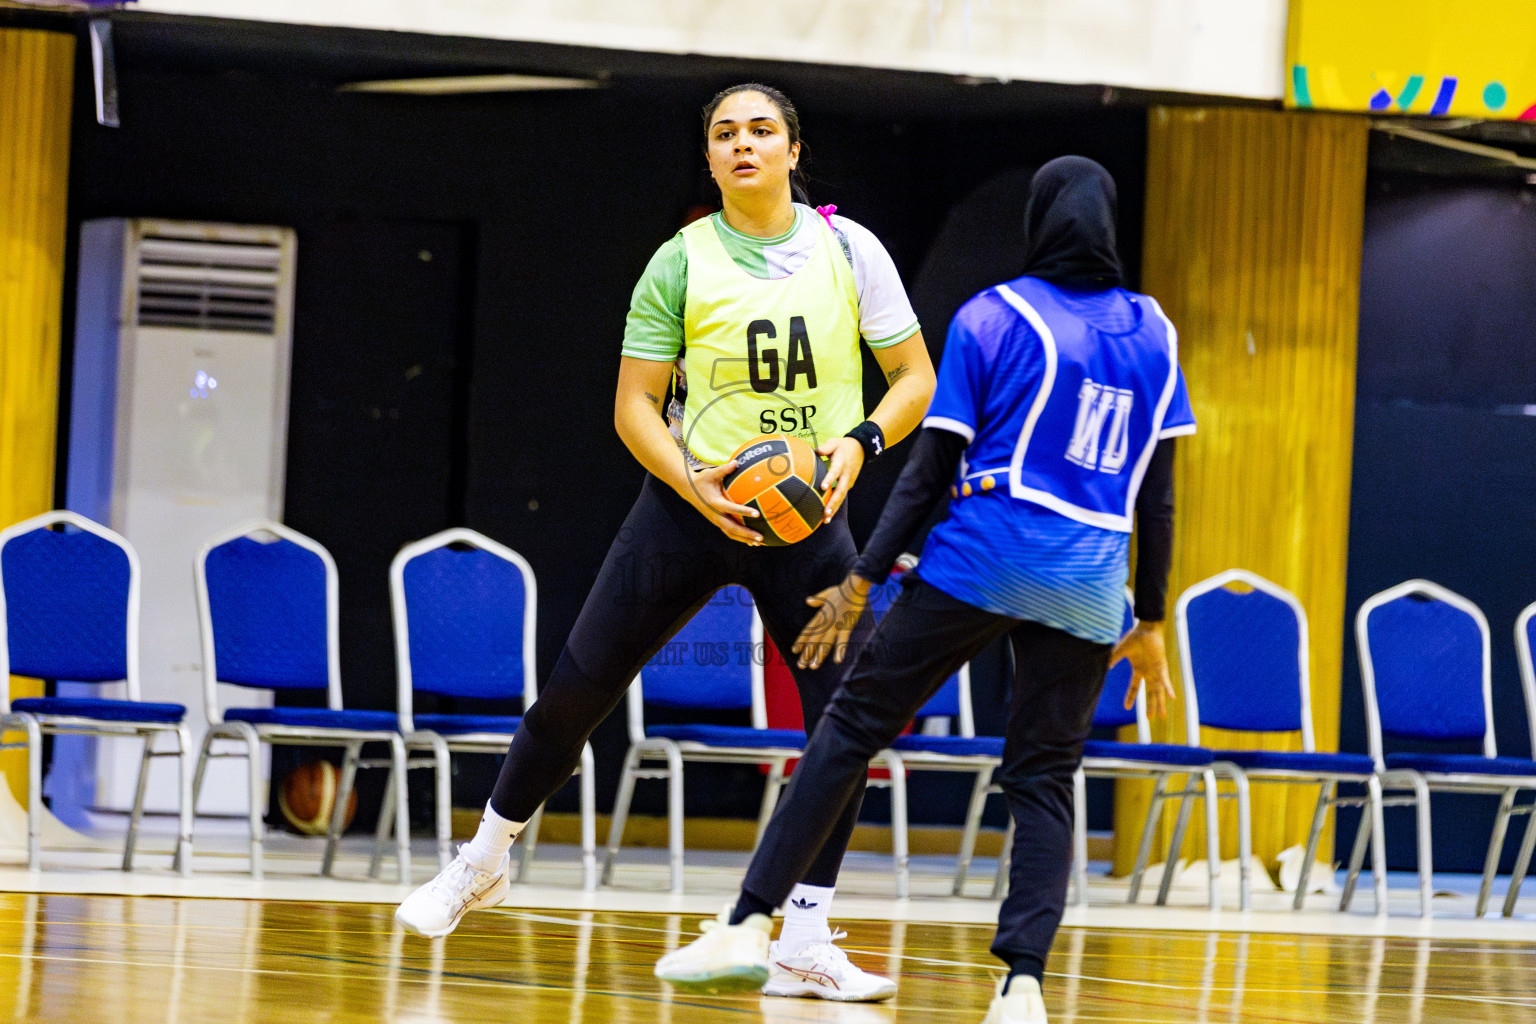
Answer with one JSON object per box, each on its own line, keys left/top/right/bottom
{"left": 1, "top": 893, "right": 1535, "bottom": 1023}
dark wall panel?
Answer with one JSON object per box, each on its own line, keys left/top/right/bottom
{"left": 1339, "top": 177, "right": 1536, "bottom": 872}
{"left": 1357, "top": 182, "right": 1536, "bottom": 407}
{"left": 282, "top": 218, "right": 467, "bottom": 698}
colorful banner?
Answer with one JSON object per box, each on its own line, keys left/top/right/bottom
{"left": 1287, "top": 0, "right": 1536, "bottom": 120}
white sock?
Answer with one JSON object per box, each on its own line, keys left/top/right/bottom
{"left": 459, "top": 804, "right": 525, "bottom": 873}
{"left": 777, "top": 883, "right": 834, "bottom": 955}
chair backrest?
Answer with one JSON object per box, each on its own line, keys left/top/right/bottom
{"left": 1090, "top": 589, "right": 1150, "bottom": 743}
{"left": 1177, "top": 569, "right": 1312, "bottom": 749}
{"left": 1357, "top": 579, "right": 1494, "bottom": 763}
{"left": 627, "top": 586, "right": 763, "bottom": 744}
{"left": 196, "top": 520, "right": 341, "bottom": 724}
{"left": 1518, "top": 602, "right": 1536, "bottom": 759}
{"left": 868, "top": 579, "right": 975, "bottom": 737}
{"left": 0, "top": 511, "right": 141, "bottom": 711}
{"left": 391, "top": 527, "right": 537, "bottom": 732}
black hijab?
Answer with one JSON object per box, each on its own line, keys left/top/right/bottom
{"left": 1022, "top": 156, "right": 1122, "bottom": 289}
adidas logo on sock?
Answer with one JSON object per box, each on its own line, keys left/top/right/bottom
{"left": 790, "top": 898, "right": 819, "bottom": 910}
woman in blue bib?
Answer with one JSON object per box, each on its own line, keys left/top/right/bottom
{"left": 656, "top": 157, "right": 1195, "bottom": 1024}
{"left": 397, "top": 83, "right": 935, "bottom": 1002}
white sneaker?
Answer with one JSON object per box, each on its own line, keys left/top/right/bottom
{"left": 654, "top": 906, "right": 773, "bottom": 993}
{"left": 980, "top": 975, "right": 1047, "bottom": 1024}
{"left": 763, "top": 931, "right": 897, "bottom": 1002}
{"left": 394, "top": 847, "right": 510, "bottom": 938}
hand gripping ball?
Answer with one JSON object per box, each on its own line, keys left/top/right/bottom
{"left": 721, "top": 433, "right": 828, "bottom": 546}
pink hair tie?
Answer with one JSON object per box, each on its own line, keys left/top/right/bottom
{"left": 815, "top": 204, "right": 837, "bottom": 228}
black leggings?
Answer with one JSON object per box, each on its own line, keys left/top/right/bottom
{"left": 741, "top": 576, "right": 1111, "bottom": 967}
{"left": 490, "top": 474, "right": 874, "bottom": 887}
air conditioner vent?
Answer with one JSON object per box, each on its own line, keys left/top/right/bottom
{"left": 134, "top": 235, "right": 283, "bottom": 333}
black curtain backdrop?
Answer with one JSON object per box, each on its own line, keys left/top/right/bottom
{"left": 1337, "top": 176, "right": 1536, "bottom": 872}
{"left": 61, "top": 25, "right": 1147, "bottom": 827}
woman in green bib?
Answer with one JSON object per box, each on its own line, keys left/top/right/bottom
{"left": 397, "top": 84, "right": 934, "bottom": 1000}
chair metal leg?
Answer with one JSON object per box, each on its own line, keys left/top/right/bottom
{"left": 389, "top": 734, "right": 412, "bottom": 884}
{"left": 754, "top": 760, "right": 786, "bottom": 847}
{"left": 1228, "top": 769, "right": 1251, "bottom": 911}
{"left": 123, "top": 733, "right": 155, "bottom": 872}
{"left": 22, "top": 716, "right": 41, "bottom": 871}
{"left": 1206, "top": 769, "right": 1226, "bottom": 910}
{"left": 323, "top": 741, "right": 363, "bottom": 878}
{"left": 190, "top": 730, "right": 215, "bottom": 820}
{"left": 1368, "top": 775, "right": 1388, "bottom": 916}
{"left": 992, "top": 816, "right": 1014, "bottom": 899}
{"left": 1128, "top": 775, "right": 1170, "bottom": 904}
{"left": 1200, "top": 769, "right": 1224, "bottom": 910}
{"left": 369, "top": 768, "right": 395, "bottom": 880}
{"left": 601, "top": 746, "right": 643, "bottom": 886}
{"left": 1071, "top": 767, "right": 1089, "bottom": 908}
{"left": 426, "top": 736, "right": 452, "bottom": 873}
{"left": 1477, "top": 788, "right": 1517, "bottom": 917}
{"left": 663, "top": 745, "right": 685, "bottom": 894}
{"left": 1409, "top": 774, "right": 1433, "bottom": 918}
{"left": 1502, "top": 800, "right": 1536, "bottom": 917}
{"left": 952, "top": 772, "right": 994, "bottom": 896}
{"left": 172, "top": 725, "right": 194, "bottom": 877}
{"left": 881, "top": 752, "right": 910, "bottom": 898}
{"left": 518, "top": 807, "right": 544, "bottom": 883}
{"left": 1157, "top": 775, "right": 1199, "bottom": 906}
{"left": 238, "top": 726, "right": 265, "bottom": 880}
{"left": 1339, "top": 786, "right": 1374, "bottom": 912}
{"left": 578, "top": 743, "right": 597, "bottom": 892}
{"left": 1295, "top": 782, "right": 1333, "bottom": 910}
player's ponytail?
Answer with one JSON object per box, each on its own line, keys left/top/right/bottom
{"left": 789, "top": 147, "right": 811, "bottom": 206}
{"left": 702, "top": 82, "right": 811, "bottom": 205}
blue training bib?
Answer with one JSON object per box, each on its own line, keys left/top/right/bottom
{"left": 972, "top": 276, "right": 1185, "bottom": 533}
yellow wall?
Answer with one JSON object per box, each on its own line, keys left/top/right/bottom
{"left": 1287, "top": 0, "right": 1536, "bottom": 119}
{"left": 1114, "top": 107, "right": 1369, "bottom": 875}
{"left": 1, "top": 27, "right": 75, "bottom": 803}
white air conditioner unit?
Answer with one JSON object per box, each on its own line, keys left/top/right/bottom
{"left": 66, "top": 219, "right": 297, "bottom": 820}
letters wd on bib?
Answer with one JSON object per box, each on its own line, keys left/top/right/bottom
{"left": 917, "top": 275, "right": 1195, "bottom": 645}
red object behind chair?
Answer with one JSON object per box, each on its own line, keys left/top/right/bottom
{"left": 760, "top": 636, "right": 905, "bottom": 778}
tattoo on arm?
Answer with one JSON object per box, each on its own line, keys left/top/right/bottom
{"left": 644, "top": 392, "right": 663, "bottom": 407}
{"left": 885, "top": 363, "right": 911, "bottom": 386}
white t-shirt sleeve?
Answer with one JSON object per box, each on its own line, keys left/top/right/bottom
{"left": 831, "top": 214, "right": 920, "bottom": 348}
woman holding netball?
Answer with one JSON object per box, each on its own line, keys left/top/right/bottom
{"left": 397, "top": 82, "right": 934, "bottom": 1002}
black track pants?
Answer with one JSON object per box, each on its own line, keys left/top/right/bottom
{"left": 739, "top": 575, "right": 1111, "bottom": 967}
{"left": 489, "top": 474, "right": 874, "bottom": 887}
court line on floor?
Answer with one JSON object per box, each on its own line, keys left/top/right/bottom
{"left": 287, "top": 949, "right": 769, "bottom": 1014}
{"left": 0, "top": 947, "right": 767, "bottom": 1015}
{"left": 497, "top": 906, "right": 1536, "bottom": 954}
{"left": 494, "top": 909, "right": 1536, "bottom": 1010}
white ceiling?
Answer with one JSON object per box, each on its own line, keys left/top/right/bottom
{"left": 128, "top": 0, "right": 1288, "bottom": 100}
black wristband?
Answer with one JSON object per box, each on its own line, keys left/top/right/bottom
{"left": 845, "top": 420, "right": 886, "bottom": 461}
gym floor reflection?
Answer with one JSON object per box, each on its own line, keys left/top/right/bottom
{"left": 0, "top": 893, "right": 1533, "bottom": 1022}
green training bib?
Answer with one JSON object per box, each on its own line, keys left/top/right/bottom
{"left": 679, "top": 214, "right": 864, "bottom": 466}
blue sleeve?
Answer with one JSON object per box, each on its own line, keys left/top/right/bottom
{"left": 922, "top": 314, "right": 987, "bottom": 443}
{"left": 1160, "top": 367, "right": 1196, "bottom": 437}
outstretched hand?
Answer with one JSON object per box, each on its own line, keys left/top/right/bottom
{"left": 792, "top": 572, "right": 872, "bottom": 670}
{"left": 1110, "top": 621, "right": 1176, "bottom": 720}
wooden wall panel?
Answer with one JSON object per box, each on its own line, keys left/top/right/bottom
{"left": 0, "top": 28, "right": 75, "bottom": 803}
{"left": 1113, "top": 107, "right": 1369, "bottom": 877}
